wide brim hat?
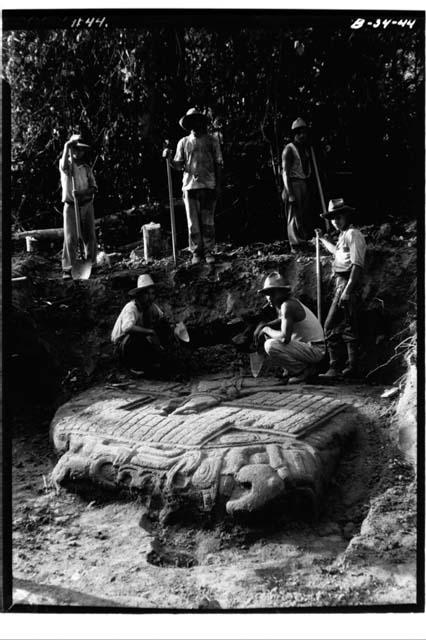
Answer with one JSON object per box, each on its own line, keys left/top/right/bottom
{"left": 291, "top": 117, "right": 308, "bottom": 132}
{"left": 179, "top": 108, "right": 208, "bottom": 131}
{"left": 321, "top": 198, "right": 356, "bottom": 220}
{"left": 75, "top": 142, "right": 90, "bottom": 149}
{"left": 258, "top": 272, "right": 292, "bottom": 295}
{"left": 128, "top": 274, "right": 155, "bottom": 296}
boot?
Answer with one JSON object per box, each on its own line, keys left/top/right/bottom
{"left": 341, "top": 343, "right": 359, "bottom": 378}
{"left": 319, "top": 344, "right": 341, "bottom": 378}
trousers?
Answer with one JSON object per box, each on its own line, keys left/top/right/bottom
{"left": 282, "top": 179, "right": 312, "bottom": 248}
{"left": 183, "top": 188, "right": 216, "bottom": 256}
{"left": 62, "top": 201, "right": 97, "bottom": 270}
{"left": 263, "top": 338, "right": 326, "bottom": 376}
{"left": 324, "top": 274, "right": 361, "bottom": 366}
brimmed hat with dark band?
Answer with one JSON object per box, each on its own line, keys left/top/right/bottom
{"left": 129, "top": 274, "right": 155, "bottom": 296}
{"left": 258, "top": 272, "right": 292, "bottom": 295}
{"left": 291, "top": 117, "right": 308, "bottom": 131}
{"left": 179, "top": 108, "right": 208, "bottom": 131}
{"left": 321, "top": 198, "right": 356, "bottom": 220}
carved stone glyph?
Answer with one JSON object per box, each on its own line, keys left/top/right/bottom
{"left": 51, "top": 378, "right": 355, "bottom": 522}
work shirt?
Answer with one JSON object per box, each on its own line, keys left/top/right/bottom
{"left": 60, "top": 161, "right": 97, "bottom": 204}
{"left": 282, "top": 142, "right": 311, "bottom": 180}
{"left": 174, "top": 133, "right": 223, "bottom": 191}
{"left": 111, "top": 300, "right": 164, "bottom": 344}
{"left": 333, "top": 226, "right": 366, "bottom": 273}
{"left": 279, "top": 299, "right": 325, "bottom": 344}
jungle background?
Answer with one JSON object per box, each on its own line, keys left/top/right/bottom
{"left": 3, "top": 11, "right": 425, "bottom": 245}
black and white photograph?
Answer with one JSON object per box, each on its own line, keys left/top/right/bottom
{"left": 1, "top": 4, "right": 424, "bottom": 623}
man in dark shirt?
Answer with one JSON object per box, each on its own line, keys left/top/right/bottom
{"left": 282, "top": 117, "right": 313, "bottom": 252}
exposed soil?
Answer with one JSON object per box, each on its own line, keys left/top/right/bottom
{"left": 9, "top": 240, "right": 418, "bottom": 609}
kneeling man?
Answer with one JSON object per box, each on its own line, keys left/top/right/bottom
{"left": 111, "top": 274, "right": 173, "bottom": 376}
{"left": 256, "top": 272, "right": 326, "bottom": 383}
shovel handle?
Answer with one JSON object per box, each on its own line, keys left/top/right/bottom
{"left": 165, "top": 156, "right": 177, "bottom": 266}
{"left": 315, "top": 232, "right": 322, "bottom": 324}
{"left": 310, "top": 146, "right": 330, "bottom": 232}
{"left": 69, "top": 150, "right": 84, "bottom": 246}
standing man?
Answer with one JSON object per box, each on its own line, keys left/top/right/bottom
{"left": 255, "top": 272, "right": 326, "bottom": 383}
{"left": 282, "top": 117, "right": 313, "bottom": 253}
{"left": 59, "top": 134, "right": 98, "bottom": 279}
{"left": 164, "top": 108, "right": 223, "bottom": 265}
{"left": 316, "top": 198, "right": 367, "bottom": 379}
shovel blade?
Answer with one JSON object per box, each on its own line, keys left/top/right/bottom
{"left": 249, "top": 352, "right": 265, "bottom": 378}
{"left": 71, "top": 260, "right": 92, "bottom": 280}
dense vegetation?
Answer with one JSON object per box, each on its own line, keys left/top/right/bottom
{"left": 3, "top": 13, "right": 424, "bottom": 240}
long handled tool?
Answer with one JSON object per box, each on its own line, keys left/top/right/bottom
{"left": 69, "top": 150, "right": 92, "bottom": 280}
{"left": 315, "top": 229, "right": 322, "bottom": 324}
{"left": 310, "top": 146, "right": 330, "bottom": 232}
{"left": 164, "top": 144, "right": 177, "bottom": 266}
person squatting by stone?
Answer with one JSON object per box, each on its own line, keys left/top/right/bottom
{"left": 59, "top": 134, "right": 98, "bottom": 279}
{"left": 282, "top": 117, "right": 314, "bottom": 253}
{"left": 111, "top": 274, "right": 175, "bottom": 376}
{"left": 253, "top": 272, "right": 326, "bottom": 383}
{"left": 316, "top": 198, "right": 367, "bottom": 379}
{"left": 164, "top": 108, "right": 223, "bottom": 265}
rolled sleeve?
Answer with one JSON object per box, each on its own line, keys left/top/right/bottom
{"left": 174, "top": 139, "right": 185, "bottom": 163}
{"left": 212, "top": 137, "right": 223, "bottom": 166}
{"left": 87, "top": 167, "right": 98, "bottom": 190}
{"left": 121, "top": 305, "right": 139, "bottom": 334}
{"left": 347, "top": 229, "right": 366, "bottom": 268}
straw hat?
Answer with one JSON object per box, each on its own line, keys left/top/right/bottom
{"left": 258, "top": 272, "right": 292, "bottom": 295}
{"left": 179, "top": 108, "right": 208, "bottom": 131}
{"left": 128, "top": 274, "right": 155, "bottom": 296}
{"left": 291, "top": 117, "right": 308, "bottom": 131}
{"left": 321, "top": 198, "right": 356, "bottom": 220}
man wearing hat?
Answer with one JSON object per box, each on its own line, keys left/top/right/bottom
{"left": 59, "top": 134, "right": 98, "bottom": 279}
{"left": 281, "top": 117, "right": 313, "bottom": 252}
{"left": 165, "top": 108, "right": 223, "bottom": 265}
{"left": 255, "top": 271, "right": 326, "bottom": 383}
{"left": 316, "top": 198, "right": 367, "bottom": 379}
{"left": 111, "top": 274, "right": 173, "bottom": 375}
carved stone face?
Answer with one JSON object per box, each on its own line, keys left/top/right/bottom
{"left": 51, "top": 379, "right": 354, "bottom": 524}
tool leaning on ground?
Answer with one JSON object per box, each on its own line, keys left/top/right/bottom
{"left": 311, "top": 145, "right": 329, "bottom": 324}
{"left": 69, "top": 149, "right": 92, "bottom": 280}
{"left": 164, "top": 141, "right": 178, "bottom": 266}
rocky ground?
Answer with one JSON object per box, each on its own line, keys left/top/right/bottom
{"left": 9, "top": 235, "right": 419, "bottom": 609}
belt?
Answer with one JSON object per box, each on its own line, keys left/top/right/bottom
{"left": 311, "top": 340, "right": 326, "bottom": 346}
{"left": 64, "top": 199, "right": 92, "bottom": 206}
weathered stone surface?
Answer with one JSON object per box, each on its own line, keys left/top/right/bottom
{"left": 51, "top": 378, "right": 356, "bottom": 522}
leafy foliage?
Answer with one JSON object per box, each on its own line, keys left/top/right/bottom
{"left": 3, "top": 18, "right": 424, "bottom": 238}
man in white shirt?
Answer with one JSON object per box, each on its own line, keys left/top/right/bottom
{"left": 111, "top": 274, "right": 172, "bottom": 376}
{"left": 59, "top": 134, "right": 98, "bottom": 279}
{"left": 164, "top": 108, "right": 223, "bottom": 265}
{"left": 316, "top": 198, "right": 367, "bottom": 379}
{"left": 255, "top": 272, "right": 326, "bottom": 383}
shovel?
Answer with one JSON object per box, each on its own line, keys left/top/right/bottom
{"left": 69, "top": 150, "right": 92, "bottom": 280}
{"left": 164, "top": 142, "right": 177, "bottom": 266}
{"left": 249, "top": 351, "right": 266, "bottom": 378}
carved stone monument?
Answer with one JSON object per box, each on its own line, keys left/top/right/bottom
{"left": 51, "top": 377, "right": 355, "bottom": 523}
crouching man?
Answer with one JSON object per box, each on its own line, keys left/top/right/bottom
{"left": 111, "top": 274, "right": 174, "bottom": 377}
{"left": 255, "top": 272, "right": 326, "bottom": 383}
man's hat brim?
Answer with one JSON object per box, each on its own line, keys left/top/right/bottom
{"left": 128, "top": 284, "right": 155, "bottom": 296}
{"left": 75, "top": 143, "right": 90, "bottom": 149}
{"left": 321, "top": 205, "right": 356, "bottom": 220}
{"left": 179, "top": 113, "right": 208, "bottom": 130}
{"left": 258, "top": 285, "right": 292, "bottom": 295}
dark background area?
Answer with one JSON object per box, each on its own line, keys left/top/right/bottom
{"left": 3, "top": 10, "right": 425, "bottom": 244}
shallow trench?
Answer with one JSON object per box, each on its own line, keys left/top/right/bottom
{"left": 10, "top": 250, "right": 417, "bottom": 608}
